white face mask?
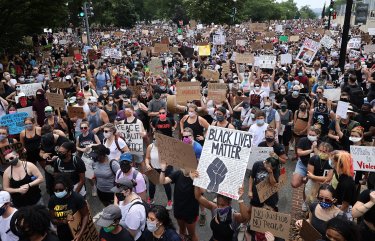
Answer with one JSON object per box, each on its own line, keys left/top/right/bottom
{"left": 307, "top": 135, "right": 317, "bottom": 142}
{"left": 103, "top": 132, "right": 112, "bottom": 139}
{"left": 349, "top": 136, "right": 362, "bottom": 143}
{"left": 109, "top": 100, "right": 114, "bottom": 105}
{"left": 102, "top": 90, "right": 108, "bottom": 95}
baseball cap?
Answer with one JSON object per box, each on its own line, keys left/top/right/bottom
{"left": 96, "top": 205, "right": 122, "bottom": 227}
{"left": 87, "top": 96, "right": 97, "bottom": 104}
{"left": 0, "top": 191, "right": 11, "bottom": 206}
{"left": 44, "top": 106, "right": 53, "bottom": 112}
{"left": 119, "top": 152, "right": 132, "bottom": 163}
{"left": 110, "top": 177, "right": 134, "bottom": 193}
{"left": 65, "top": 75, "right": 72, "bottom": 80}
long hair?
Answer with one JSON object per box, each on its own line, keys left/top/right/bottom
{"left": 326, "top": 216, "right": 360, "bottom": 241}
{"left": 332, "top": 151, "right": 354, "bottom": 177}
{"left": 149, "top": 205, "right": 175, "bottom": 230}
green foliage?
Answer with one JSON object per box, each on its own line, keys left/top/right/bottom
{"left": 299, "top": 5, "right": 317, "bottom": 19}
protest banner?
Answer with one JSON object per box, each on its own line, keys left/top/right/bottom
{"left": 154, "top": 133, "right": 198, "bottom": 171}
{"left": 49, "top": 81, "right": 71, "bottom": 89}
{"left": 289, "top": 35, "right": 300, "bottom": 42}
{"left": 46, "top": 92, "right": 65, "bottom": 109}
{"left": 148, "top": 58, "right": 164, "bottom": 76}
{"left": 247, "top": 147, "right": 274, "bottom": 169}
{"left": 0, "top": 142, "right": 26, "bottom": 164}
{"left": 364, "top": 44, "right": 375, "bottom": 54}
{"left": 256, "top": 168, "right": 287, "bottom": 203}
{"left": 154, "top": 43, "right": 169, "bottom": 53}
{"left": 67, "top": 106, "right": 85, "bottom": 119}
{"left": 280, "top": 53, "right": 292, "bottom": 64}
{"left": 17, "top": 106, "right": 33, "bottom": 117}
{"left": 320, "top": 35, "right": 335, "bottom": 49}
{"left": 114, "top": 31, "right": 123, "bottom": 37}
{"left": 279, "top": 36, "right": 288, "bottom": 42}
{"left": 68, "top": 210, "right": 98, "bottom": 241}
{"left": 299, "top": 219, "right": 322, "bottom": 241}
{"left": 235, "top": 53, "right": 254, "bottom": 64}
{"left": 198, "top": 45, "right": 211, "bottom": 56}
{"left": 115, "top": 122, "right": 143, "bottom": 156}
{"left": 336, "top": 101, "right": 349, "bottom": 119}
{"left": 347, "top": 38, "right": 361, "bottom": 49}
{"left": 349, "top": 49, "right": 361, "bottom": 59}
{"left": 193, "top": 126, "right": 252, "bottom": 200}
{"left": 0, "top": 112, "right": 27, "bottom": 135}
{"left": 176, "top": 82, "right": 201, "bottom": 104}
{"left": 296, "top": 38, "right": 321, "bottom": 65}
{"left": 250, "top": 207, "right": 291, "bottom": 240}
{"left": 145, "top": 169, "right": 160, "bottom": 185}
{"left": 202, "top": 69, "right": 220, "bottom": 81}
{"left": 350, "top": 146, "right": 375, "bottom": 172}
{"left": 324, "top": 88, "right": 341, "bottom": 101}
{"left": 207, "top": 83, "right": 227, "bottom": 102}
{"left": 258, "top": 55, "right": 277, "bottom": 69}
{"left": 19, "top": 83, "right": 42, "bottom": 97}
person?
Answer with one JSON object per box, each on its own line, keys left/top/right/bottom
{"left": 102, "top": 123, "right": 129, "bottom": 160}
{"left": 103, "top": 95, "right": 118, "bottom": 123}
{"left": 114, "top": 80, "right": 133, "bottom": 110}
{"left": 352, "top": 189, "right": 375, "bottom": 241}
{"left": 325, "top": 216, "right": 360, "bottom": 241}
{"left": 295, "top": 184, "right": 345, "bottom": 239}
{"left": 43, "top": 106, "right": 67, "bottom": 132}
{"left": 151, "top": 107, "right": 176, "bottom": 137}
{"left": 2, "top": 150, "right": 44, "bottom": 208}
{"left": 48, "top": 175, "right": 89, "bottom": 241}
{"left": 249, "top": 80, "right": 267, "bottom": 109}
{"left": 111, "top": 178, "right": 146, "bottom": 241}
{"left": 19, "top": 117, "right": 42, "bottom": 164}
{"left": 130, "top": 95, "right": 149, "bottom": 132}
{"left": 278, "top": 101, "right": 293, "bottom": 153}
{"left": 159, "top": 163, "right": 199, "bottom": 241}
{"left": 0, "top": 126, "right": 17, "bottom": 149}
{"left": 143, "top": 205, "right": 182, "bottom": 241}
{"left": 97, "top": 204, "right": 134, "bottom": 241}
{"left": 144, "top": 140, "right": 173, "bottom": 209}
{"left": 93, "top": 144, "right": 120, "bottom": 207}
{"left": 53, "top": 141, "right": 86, "bottom": 197}
{"left": 328, "top": 112, "right": 360, "bottom": 150}
{"left": 309, "top": 97, "right": 331, "bottom": 136}
{"left": 354, "top": 103, "right": 375, "bottom": 144}
{"left": 117, "top": 104, "right": 147, "bottom": 146}
{"left": 32, "top": 89, "right": 49, "bottom": 127}
{"left": 71, "top": 92, "right": 90, "bottom": 138}
{"left": 0, "top": 191, "right": 18, "bottom": 241}
{"left": 98, "top": 86, "right": 110, "bottom": 108}
{"left": 76, "top": 120, "right": 101, "bottom": 156}
{"left": 181, "top": 127, "right": 202, "bottom": 161}
{"left": 95, "top": 66, "right": 111, "bottom": 95}
{"left": 293, "top": 100, "right": 310, "bottom": 154}
{"left": 258, "top": 128, "right": 288, "bottom": 164}
{"left": 114, "top": 153, "right": 147, "bottom": 202}
{"left": 248, "top": 110, "right": 269, "bottom": 147}
{"left": 211, "top": 107, "right": 235, "bottom": 129}
{"left": 87, "top": 96, "right": 109, "bottom": 141}
{"left": 180, "top": 104, "right": 209, "bottom": 146}
{"left": 285, "top": 85, "right": 305, "bottom": 114}
{"left": 263, "top": 100, "right": 280, "bottom": 131}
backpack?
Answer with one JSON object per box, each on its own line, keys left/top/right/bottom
{"left": 115, "top": 168, "right": 141, "bottom": 191}
{"left": 129, "top": 199, "right": 151, "bottom": 233}
{"left": 250, "top": 91, "right": 263, "bottom": 108}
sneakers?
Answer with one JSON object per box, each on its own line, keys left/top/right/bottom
{"left": 166, "top": 200, "right": 173, "bottom": 210}
{"left": 147, "top": 198, "right": 155, "bottom": 205}
{"left": 301, "top": 201, "right": 308, "bottom": 212}
{"left": 91, "top": 186, "right": 97, "bottom": 197}
{"left": 199, "top": 213, "right": 206, "bottom": 226}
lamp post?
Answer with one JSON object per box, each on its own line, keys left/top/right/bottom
{"left": 339, "top": 0, "right": 354, "bottom": 70}
{"left": 232, "top": 0, "right": 237, "bottom": 25}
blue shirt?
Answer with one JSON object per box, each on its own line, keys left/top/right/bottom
{"left": 193, "top": 141, "right": 202, "bottom": 160}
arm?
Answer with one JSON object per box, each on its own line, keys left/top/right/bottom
{"left": 144, "top": 145, "right": 152, "bottom": 170}
{"left": 179, "top": 115, "right": 188, "bottom": 134}
{"left": 76, "top": 137, "right": 87, "bottom": 153}
{"left": 340, "top": 201, "right": 350, "bottom": 212}
{"left": 28, "top": 163, "right": 44, "bottom": 187}
{"left": 233, "top": 101, "right": 244, "bottom": 112}
{"left": 0, "top": 96, "right": 9, "bottom": 107}
{"left": 5, "top": 92, "right": 16, "bottom": 103}
{"left": 57, "top": 117, "right": 68, "bottom": 131}
{"left": 159, "top": 163, "right": 173, "bottom": 184}
{"left": 20, "top": 130, "right": 25, "bottom": 147}
{"left": 194, "top": 186, "right": 217, "bottom": 211}
{"left": 352, "top": 191, "right": 375, "bottom": 218}
{"left": 74, "top": 173, "right": 85, "bottom": 193}
{"left": 3, "top": 169, "right": 27, "bottom": 194}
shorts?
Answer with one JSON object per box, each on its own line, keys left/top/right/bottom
{"left": 294, "top": 159, "right": 308, "bottom": 177}
{"left": 175, "top": 213, "right": 198, "bottom": 224}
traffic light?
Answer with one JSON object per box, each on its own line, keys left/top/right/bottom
{"left": 329, "top": 0, "right": 334, "bottom": 12}
{"left": 86, "top": 2, "right": 94, "bottom": 17}
{"left": 78, "top": 7, "right": 85, "bottom": 17}
{"left": 333, "top": 11, "right": 337, "bottom": 19}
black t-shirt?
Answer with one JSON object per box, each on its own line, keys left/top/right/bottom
{"left": 258, "top": 142, "right": 286, "bottom": 157}
{"left": 308, "top": 155, "right": 332, "bottom": 177}
{"left": 99, "top": 226, "right": 133, "bottom": 241}
{"left": 40, "top": 133, "right": 70, "bottom": 156}
{"left": 53, "top": 156, "right": 86, "bottom": 185}
{"left": 168, "top": 170, "right": 199, "bottom": 219}
{"left": 98, "top": 94, "right": 109, "bottom": 106}
{"left": 143, "top": 228, "right": 182, "bottom": 241}
{"left": 20, "top": 232, "right": 60, "bottom": 241}
{"left": 335, "top": 173, "right": 356, "bottom": 206}
{"left": 48, "top": 192, "right": 85, "bottom": 241}
{"left": 355, "top": 113, "right": 375, "bottom": 142}
{"left": 113, "top": 88, "right": 133, "bottom": 109}
{"left": 250, "top": 161, "right": 279, "bottom": 208}
{"left": 358, "top": 189, "right": 375, "bottom": 224}
{"left": 152, "top": 118, "right": 175, "bottom": 137}
{"left": 285, "top": 94, "right": 304, "bottom": 113}
{"left": 297, "top": 137, "right": 313, "bottom": 166}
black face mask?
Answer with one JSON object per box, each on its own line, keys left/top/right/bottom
{"left": 265, "top": 137, "right": 274, "bottom": 143}
{"left": 340, "top": 98, "right": 349, "bottom": 102}
{"left": 84, "top": 86, "right": 90, "bottom": 91}
{"left": 120, "top": 163, "right": 131, "bottom": 173}
{"left": 115, "top": 192, "right": 125, "bottom": 202}
{"left": 318, "top": 103, "right": 326, "bottom": 110}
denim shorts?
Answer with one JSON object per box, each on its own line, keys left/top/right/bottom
{"left": 294, "top": 159, "right": 308, "bottom": 177}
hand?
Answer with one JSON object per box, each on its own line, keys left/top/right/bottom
{"left": 335, "top": 114, "right": 341, "bottom": 122}
{"left": 160, "top": 163, "right": 167, "bottom": 171}
{"left": 307, "top": 171, "right": 314, "bottom": 179}
{"left": 196, "top": 135, "right": 204, "bottom": 141}
{"left": 265, "top": 231, "right": 275, "bottom": 241}
{"left": 238, "top": 186, "right": 244, "bottom": 199}
{"left": 335, "top": 136, "right": 340, "bottom": 142}
{"left": 73, "top": 233, "right": 82, "bottom": 241}
{"left": 370, "top": 191, "right": 375, "bottom": 204}
{"left": 312, "top": 141, "right": 317, "bottom": 149}
{"left": 295, "top": 219, "right": 303, "bottom": 228}
{"left": 146, "top": 164, "right": 152, "bottom": 171}
{"left": 248, "top": 191, "right": 253, "bottom": 199}
{"left": 265, "top": 165, "right": 273, "bottom": 173}
{"left": 206, "top": 158, "right": 228, "bottom": 193}
{"left": 18, "top": 186, "right": 29, "bottom": 194}
{"left": 189, "top": 170, "right": 199, "bottom": 179}
{"left": 42, "top": 153, "right": 51, "bottom": 160}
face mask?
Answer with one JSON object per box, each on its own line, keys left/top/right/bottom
{"left": 183, "top": 137, "right": 192, "bottom": 144}
{"left": 154, "top": 93, "right": 160, "bottom": 100}
{"left": 57, "top": 152, "right": 66, "bottom": 160}
{"left": 37, "top": 94, "right": 44, "bottom": 100}
{"left": 361, "top": 110, "right": 370, "bottom": 115}
{"left": 9, "top": 157, "right": 19, "bottom": 166}
{"left": 307, "top": 135, "right": 317, "bottom": 142}
{"left": 55, "top": 190, "right": 68, "bottom": 199}
{"left": 159, "top": 114, "right": 167, "bottom": 119}
{"left": 298, "top": 72, "right": 303, "bottom": 77}
{"left": 264, "top": 106, "right": 270, "bottom": 112}
{"left": 160, "top": 86, "right": 166, "bottom": 91}
{"left": 242, "top": 103, "right": 250, "bottom": 109}
{"left": 121, "top": 85, "right": 127, "bottom": 90}
{"left": 204, "top": 93, "right": 208, "bottom": 97}
{"left": 89, "top": 106, "right": 97, "bottom": 112}
{"left": 251, "top": 113, "right": 255, "bottom": 119}
{"left": 103, "top": 225, "right": 116, "bottom": 233}
{"left": 265, "top": 137, "right": 274, "bottom": 143}
{"left": 233, "top": 79, "right": 238, "bottom": 84}
{"left": 131, "top": 100, "right": 138, "bottom": 105}
{"left": 19, "top": 77, "right": 25, "bottom": 82}
{"left": 300, "top": 106, "right": 306, "bottom": 111}
{"left": 255, "top": 86, "right": 260, "bottom": 91}
{"left": 25, "top": 124, "right": 33, "bottom": 130}
{"left": 216, "top": 115, "right": 225, "bottom": 122}
{"left": 0, "top": 134, "right": 6, "bottom": 141}
{"left": 0, "top": 205, "right": 7, "bottom": 216}
{"left": 256, "top": 119, "right": 264, "bottom": 126}
{"left": 81, "top": 77, "right": 86, "bottom": 81}
{"left": 281, "top": 105, "right": 287, "bottom": 111}
{"left": 146, "top": 220, "right": 159, "bottom": 232}
{"left": 115, "top": 192, "right": 126, "bottom": 201}
{"left": 120, "top": 163, "right": 131, "bottom": 173}
{"left": 8, "top": 110, "right": 17, "bottom": 114}
{"left": 292, "top": 91, "right": 299, "bottom": 96}
{"left": 102, "top": 90, "right": 108, "bottom": 95}
{"left": 280, "top": 89, "right": 286, "bottom": 95}
{"left": 319, "top": 201, "right": 333, "bottom": 209}
{"left": 217, "top": 206, "right": 231, "bottom": 222}
{"left": 103, "top": 132, "right": 112, "bottom": 139}
{"left": 349, "top": 136, "right": 362, "bottom": 143}
{"left": 109, "top": 100, "right": 114, "bottom": 105}
{"left": 319, "top": 153, "right": 329, "bottom": 160}
{"left": 188, "top": 111, "right": 196, "bottom": 118}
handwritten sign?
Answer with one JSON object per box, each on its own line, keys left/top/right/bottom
{"left": 300, "top": 219, "right": 322, "bottom": 241}
{"left": 235, "top": 53, "right": 254, "bottom": 64}
{"left": 0, "top": 143, "right": 26, "bottom": 165}
{"left": 46, "top": 92, "right": 65, "bottom": 109}
{"left": 336, "top": 101, "right": 349, "bottom": 119}
{"left": 250, "top": 207, "right": 291, "bottom": 240}
{"left": 148, "top": 58, "right": 164, "bottom": 76}
{"left": 289, "top": 35, "right": 300, "bottom": 42}
{"left": 364, "top": 44, "right": 375, "bottom": 54}
{"left": 280, "top": 54, "right": 292, "bottom": 64}
{"left": 68, "top": 210, "right": 98, "bottom": 241}
{"left": 320, "top": 35, "right": 335, "bottom": 49}
{"left": 154, "top": 133, "right": 198, "bottom": 171}
{"left": 67, "top": 106, "right": 85, "bottom": 119}
{"left": 0, "top": 112, "right": 28, "bottom": 135}
{"left": 256, "top": 169, "right": 287, "bottom": 203}
{"left": 247, "top": 147, "right": 273, "bottom": 169}
{"left": 115, "top": 123, "right": 143, "bottom": 156}
{"left": 258, "top": 55, "right": 277, "bottom": 69}
{"left": 350, "top": 146, "right": 375, "bottom": 172}
{"left": 198, "top": 45, "right": 211, "bottom": 56}
{"left": 324, "top": 88, "right": 341, "bottom": 101}
{"left": 202, "top": 69, "right": 220, "bottom": 81}
{"left": 347, "top": 38, "right": 361, "bottom": 49}
{"left": 154, "top": 43, "right": 169, "bottom": 53}
{"left": 49, "top": 81, "right": 71, "bottom": 89}
{"left": 176, "top": 82, "right": 201, "bottom": 104}
{"left": 19, "top": 83, "right": 42, "bottom": 97}
{"left": 208, "top": 83, "right": 227, "bottom": 102}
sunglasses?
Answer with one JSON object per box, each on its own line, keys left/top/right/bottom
{"left": 5, "top": 156, "right": 16, "bottom": 163}
{"left": 45, "top": 111, "right": 53, "bottom": 113}
{"left": 0, "top": 132, "right": 7, "bottom": 135}
{"left": 104, "top": 130, "right": 111, "bottom": 133}
{"left": 80, "top": 126, "right": 88, "bottom": 130}
{"left": 317, "top": 196, "right": 333, "bottom": 204}
{"left": 159, "top": 112, "right": 166, "bottom": 114}
{"left": 183, "top": 135, "right": 191, "bottom": 138}
{"left": 316, "top": 92, "right": 322, "bottom": 94}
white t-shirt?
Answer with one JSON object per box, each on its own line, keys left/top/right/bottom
{"left": 248, "top": 123, "right": 269, "bottom": 147}
{"left": 0, "top": 209, "right": 18, "bottom": 241}
{"left": 240, "top": 108, "right": 252, "bottom": 121}
{"left": 119, "top": 198, "right": 146, "bottom": 241}
{"left": 104, "top": 138, "right": 127, "bottom": 160}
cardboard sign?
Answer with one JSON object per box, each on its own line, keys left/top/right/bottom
{"left": 250, "top": 207, "right": 291, "bottom": 240}
{"left": 280, "top": 54, "right": 292, "bottom": 64}
{"left": 148, "top": 58, "right": 164, "bottom": 76}
{"left": 198, "top": 45, "right": 211, "bottom": 56}
{"left": 68, "top": 47, "right": 80, "bottom": 57}
{"left": 154, "top": 133, "right": 198, "bottom": 171}
{"left": 17, "top": 106, "right": 33, "bottom": 117}
{"left": 289, "top": 35, "right": 300, "bottom": 42}
{"left": 247, "top": 147, "right": 274, "bottom": 169}
{"left": 194, "top": 126, "right": 252, "bottom": 200}
{"left": 19, "top": 83, "right": 42, "bottom": 96}
{"left": 324, "top": 88, "right": 341, "bottom": 101}
{"left": 68, "top": 210, "right": 98, "bottom": 241}
{"left": 236, "top": 39, "right": 247, "bottom": 46}
{"left": 350, "top": 146, "right": 375, "bottom": 172}
{"left": 364, "top": 44, "right": 375, "bottom": 54}
{"left": 49, "top": 81, "right": 71, "bottom": 89}
{"left": 263, "top": 43, "right": 274, "bottom": 50}
{"left": 256, "top": 169, "right": 287, "bottom": 203}
{"left": 221, "top": 62, "right": 230, "bottom": 75}
{"left": 320, "top": 35, "right": 335, "bottom": 49}
{"left": 236, "top": 53, "right": 254, "bottom": 64}
{"left": 128, "top": 86, "right": 142, "bottom": 96}
{"left": 67, "top": 106, "right": 85, "bottom": 119}
{"left": 46, "top": 92, "right": 65, "bottom": 109}
{"left": 296, "top": 38, "right": 321, "bottom": 65}
{"left": 115, "top": 123, "right": 143, "bottom": 156}
{"left": 300, "top": 219, "right": 322, "bottom": 241}
{"left": 190, "top": 20, "right": 197, "bottom": 29}
{"left": 0, "top": 142, "right": 26, "bottom": 165}
{"left": 154, "top": 43, "right": 169, "bottom": 53}
{"left": 145, "top": 169, "right": 160, "bottom": 185}
{"left": 202, "top": 69, "right": 220, "bottom": 81}
{"left": 348, "top": 38, "right": 361, "bottom": 49}
{"left": 62, "top": 57, "right": 74, "bottom": 64}
{"left": 258, "top": 55, "right": 277, "bottom": 69}
{"left": 208, "top": 83, "right": 227, "bottom": 102}
{"left": 176, "top": 82, "right": 201, "bottom": 104}
{"left": 251, "top": 23, "right": 267, "bottom": 32}
{"left": 251, "top": 42, "right": 263, "bottom": 51}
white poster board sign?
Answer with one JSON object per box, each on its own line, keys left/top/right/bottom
{"left": 17, "top": 106, "right": 33, "bottom": 117}
{"left": 323, "top": 88, "right": 341, "bottom": 101}
{"left": 336, "top": 101, "right": 349, "bottom": 119}
{"left": 368, "top": 28, "right": 375, "bottom": 36}
{"left": 350, "top": 146, "right": 375, "bottom": 172}
{"left": 247, "top": 147, "right": 274, "bottom": 169}
{"left": 320, "top": 35, "right": 335, "bottom": 49}
{"left": 258, "top": 55, "right": 277, "bottom": 69}
{"left": 347, "top": 38, "right": 361, "bottom": 49}
{"left": 115, "top": 123, "right": 143, "bottom": 157}
{"left": 280, "top": 54, "right": 292, "bottom": 65}
{"left": 19, "top": 83, "right": 43, "bottom": 97}
{"left": 213, "top": 34, "right": 226, "bottom": 45}
{"left": 296, "top": 38, "right": 321, "bottom": 65}
{"left": 275, "top": 25, "right": 283, "bottom": 33}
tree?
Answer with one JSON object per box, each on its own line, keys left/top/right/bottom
{"left": 299, "top": 5, "right": 317, "bottom": 19}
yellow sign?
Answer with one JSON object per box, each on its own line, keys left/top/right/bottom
{"left": 198, "top": 45, "right": 211, "bottom": 56}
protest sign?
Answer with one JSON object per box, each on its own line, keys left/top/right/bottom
{"left": 256, "top": 168, "right": 287, "bottom": 203}
{"left": 350, "top": 146, "right": 375, "bottom": 172}
{"left": 68, "top": 47, "right": 80, "bottom": 57}
{"left": 67, "top": 106, "right": 85, "bottom": 119}
{"left": 299, "top": 219, "right": 322, "bottom": 241}
{"left": 49, "top": 81, "right": 71, "bottom": 89}
{"left": 198, "top": 45, "right": 211, "bottom": 56}
{"left": 176, "top": 82, "right": 201, "bottom": 104}
{"left": 323, "top": 88, "right": 341, "bottom": 101}
{"left": 258, "top": 55, "right": 277, "bottom": 69}
{"left": 148, "top": 58, "right": 164, "bottom": 76}
{"left": 251, "top": 42, "right": 263, "bottom": 51}
{"left": 364, "top": 44, "right": 375, "bottom": 54}
{"left": 190, "top": 20, "right": 197, "bottom": 29}
{"left": 154, "top": 133, "right": 198, "bottom": 171}
{"left": 235, "top": 53, "right": 254, "bottom": 64}
{"left": 275, "top": 25, "right": 283, "bottom": 33}
{"left": 336, "top": 101, "right": 349, "bottom": 119}
{"left": 349, "top": 49, "right": 361, "bottom": 59}
{"left": 193, "top": 126, "right": 252, "bottom": 200}
{"left": 17, "top": 106, "right": 33, "bottom": 117}
{"left": 87, "top": 49, "right": 97, "bottom": 61}
{"left": 251, "top": 23, "right": 267, "bottom": 32}
{"left": 279, "top": 36, "right": 288, "bottom": 42}
{"left": 154, "top": 43, "right": 169, "bottom": 53}
{"left": 179, "top": 46, "right": 194, "bottom": 58}
{"left": 62, "top": 57, "right": 74, "bottom": 64}
{"left": 296, "top": 38, "right": 321, "bottom": 65}
{"left": 320, "top": 35, "right": 335, "bottom": 49}
{"left": 81, "top": 153, "right": 95, "bottom": 179}
{"left": 236, "top": 39, "right": 247, "bottom": 46}
{"left": 207, "top": 83, "right": 227, "bottom": 102}
{"left": 250, "top": 207, "right": 291, "bottom": 240}
{"left": 213, "top": 34, "right": 226, "bottom": 45}
{"left": 128, "top": 86, "right": 142, "bottom": 96}
{"left": 280, "top": 54, "right": 292, "bottom": 65}
{"left": 0, "top": 112, "right": 28, "bottom": 135}
{"left": 247, "top": 147, "right": 273, "bottom": 169}
{"left": 221, "top": 62, "right": 230, "bottom": 75}
{"left": 202, "top": 69, "right": 220, "bottom": 81}
{"left": 46, "top": 92, "right": 65, "bottom": 109}
{"left": 263, "top": 43, "right": 273, "bottom": 50}
{"left": 289, "top": 35, "right": 300, "bottom": 42}
{"left": 142, "top": 29, "right": 149, "bottom": 35}
{"left": 68, "top": 210, "right": 98, "bottom": 241}
{"left": 0, "top": 142, "right": 26, "bottom": 164}
{"left": 347, "top": 38, "right": 361, "bottom": 49}
{"left": 19, "top": 83, "right": 42, "bottom": 96}
{"left": 145, "top": 169, "right": 160, "bottom": 185}
{"left": 115, "top": 122, "right": 143, "bottom": 156}
{"left": 369, "top": 28, "right": 375, "bottom": 35}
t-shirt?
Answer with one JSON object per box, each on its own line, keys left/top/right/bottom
{"left": 354, "top": 113, "right": 375, "bottom": 142}
{"left": 297, "top": 137, "right": 313, "bottom": 166}
{"left": 115, "top": 168, "right": 147, "bottom": 194}
{"left": 54, "top": 156, "right": 86, "bottom": 185}
{"left": 258, "top": 141, "right": 285, "bottom": 157}
{"left": 94, "top": 160, "right": 120, "bottom": 193}
{"left": 104, "top": 138, "right": 127, "bottom": 161}
{"left": 0, "top": 209, "right": 18, "bottom": 241}
{"left": 99, "top": 226, "right": 133, "bottom": 241}
{"left": 118, "top": 199, "right": 146, "bottom": 241}
{"left": 148, "top": 99, "right": 166, "bottom": 113}
{"left": 285, "top": 94, "right": 304, "bottom": 113}
{"left": 48, "top": 192, "right": 85, "bottom": 241}
{"left": 193, "top": 141, "right": 202, "bottom": 160}
{"left": 358, "top": 189, "right": 375, "bottom": 224}
{"left": 143, "top": 228, "right": 182, "bottom": 241}
{"left": 335, "top": 173, "right": 356, "bottom": 206}
{"left": 152, "top": 118, "right": 175, "bottom": 137}
{"left": 308, "top": 155, "right": 332, "bottom": 177}
{"left": 168, "top": 170, "right": 199, "bottom": 219}
{"left": 248, "top": 123, "right": 269, "bottom": 147}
